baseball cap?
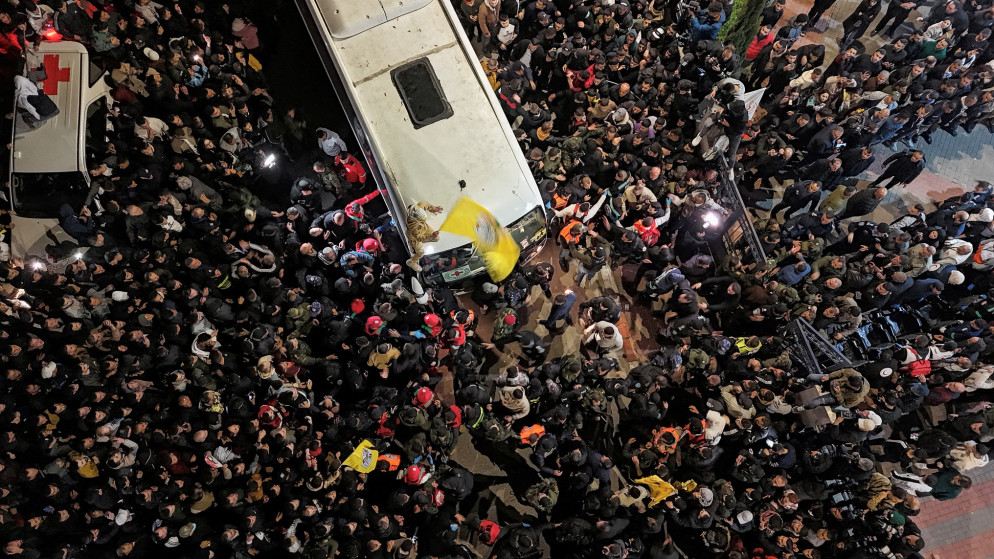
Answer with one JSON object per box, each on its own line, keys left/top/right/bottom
{"left": 309, "top": 301, "right": 323, "bottom": 317}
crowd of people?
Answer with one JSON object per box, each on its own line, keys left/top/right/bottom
{"left": 1, "top": 0, "right": 994, "bottom": 558}
{"left": 468, "top": 0, "right": 994, "bottom": 557}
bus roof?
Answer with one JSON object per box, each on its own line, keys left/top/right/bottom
{"left": 312, "top": 0, "right": 541, "bottom": 253}
{"left": 320, "top": 0, "right": 432, "bottom": 39}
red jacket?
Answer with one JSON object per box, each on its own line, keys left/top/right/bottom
{"left": 0, "top": 31, "right": 21, "bottom": 56}
{"left": 566, "top": 64, "right": 596, "bottom": 92}
{"left": 746, "top": 32, "right": 774, "bottom": 60}
{"left": 258, "top": 404, "right": 284, "bottom": 429}
{"left": 336, "top": 153, "right": 367, "bottom": 184}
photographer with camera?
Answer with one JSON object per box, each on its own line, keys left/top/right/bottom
{"left": 687, "top": 1, "right": 727, "bottom": 43}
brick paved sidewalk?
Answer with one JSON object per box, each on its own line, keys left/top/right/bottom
{"left": 917, "top": 460, "right": 994, "bottom": 558}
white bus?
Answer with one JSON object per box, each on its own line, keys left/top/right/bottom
{"left": 296, "top": 0, "right": 548, "bottom": 284}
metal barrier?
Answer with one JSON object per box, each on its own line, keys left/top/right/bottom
{"left": 783, "top": 318, "right": 854, "bottom": 376}
{"left": 712, "top": 154, "right": 769, "bottom": 270}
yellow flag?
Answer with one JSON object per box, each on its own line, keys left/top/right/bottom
{"left": 439, "top": 197, "right": 520, "bottom": 282}
{"left": 247, "top": 54, "right": 263, "bottom": 72}
{"left": 634, "top": 476, "right": 676, "bottom": 507}
{"left": 342, "top": 440, "right": 378, "bottom": 473}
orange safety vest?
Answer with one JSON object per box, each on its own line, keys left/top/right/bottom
{"left": 552, "top": 192, "right": 570, "bottom": 210}
{"left": 450, "top": 309, "right": 476, "bottom": 326}
{"left": 445, "top": 325, "right": 467, "bottom": 348}
{"left": 559, "top": 220, "right": 583, "bottom": 244}
{"left": 377, "top": 453, "right": 401, "bottom": 471}
{"left": 653, "top": 427, "right": 681, "bottom": 453}
{"left": 519, "top": 424, "right": 546, "bottom": 444}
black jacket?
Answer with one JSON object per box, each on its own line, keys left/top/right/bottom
{"left": 839, "top": 147, "right": 876, "bottom": 177}
{"left": 807, "top": 124, "right": 842, "bottom": 157}
{"left": 880, "top": 151, "right": 926, "bottom": 183}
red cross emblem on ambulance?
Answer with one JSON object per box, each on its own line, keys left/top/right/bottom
{"left": 41, "top": 54, "right": 71, "bottom": 95}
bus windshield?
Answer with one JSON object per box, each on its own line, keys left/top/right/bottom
{"left": 506, "top": 206, "right": 548, "bottom": 256}
{"left": 420, "top": 205, "right": 547, "bottom": 284}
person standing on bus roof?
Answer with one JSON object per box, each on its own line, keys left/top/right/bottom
{"left": 316, "top": 127, "right": 348, "bottom": 159}
{"left": 405, "top": 202, "right": 443, "bottom": 272}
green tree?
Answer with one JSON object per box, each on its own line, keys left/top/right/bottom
{"left": 718, "top": 0, "right": 767, "bottom": 55}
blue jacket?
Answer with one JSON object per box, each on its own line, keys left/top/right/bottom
{"left": 186, "top": 63, "right": 208, "bottom": 87}
{"left": 873, "top": 115, "right": 906, "bottom": 143}
{"left": 339, "top": 251, "right": 373, "bottom": 276}
{"left": 689, "top": 10, "right": 726, "bottom": 42}
{"left": 650, "top": 267, "right": 688, "bottom": 293}
{"left": 897, "top": 278, "right": 943, "bottom": 303}
{"left": 58, "top": 204, "right": 94, "bottom": 240}
{"left": 543, "top": 291, "right": 577, "bottom": 324}
{"left": 945, "top": 321, "right": 984, "bottom": 341}
{"left": 776, "top": 262, "right": 811, "bottom": 286}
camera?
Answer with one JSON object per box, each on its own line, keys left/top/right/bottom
{"left": 830, "top": 492, "right": 855, "bottom": 506}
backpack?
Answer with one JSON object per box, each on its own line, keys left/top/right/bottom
{"left": 650, "top": 267, "right": 685, "bottom": 292}
{"left": 905, "top": 359, "right": 931, "bottom": 378}
{"left": 479, "top": 415, "right": 513, "bottom": 442}
{"left": 26, "top": 93, "right": 59, "bottom": 119}
{"left": 903, "top": 347, "right": 931, "bottom": 378}
{"left": 686, "top": 348, "right": 710, "bottom": 370}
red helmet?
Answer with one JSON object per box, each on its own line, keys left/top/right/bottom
{"left": 479, "top": 520, "right": 500, "bottom": 545}
{"left": 351, "top": 298, "right": 366, "bottom": 315}
{"left": 424, "top": 313, "right": 440, "bottom": 327}
{"left": 358, "top": 238, "right": 380, "bottom": 254}
{"left": 413, "top": 386, "right": 435, "bottom": 407}
{"left": 403, "top": 465, "right": 424, "bottom": 485}
{"left": 431, "top": 487, "right": 445, "bottom": 507}
{"left": 365, "top": 316, "right": 383, "bottom": 335}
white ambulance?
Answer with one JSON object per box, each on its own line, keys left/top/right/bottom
{"left": 6, "top": 40, "right": 111, "bottom": 259}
